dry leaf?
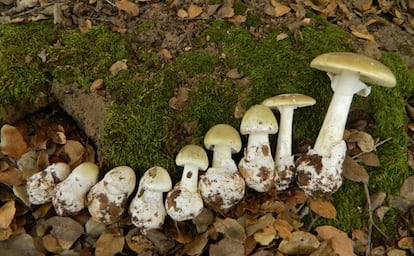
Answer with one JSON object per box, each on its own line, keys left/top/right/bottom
{"left": 400, "top": 176, "right": 414, "bottom": 202}
{"left": 278, "top": 231, "right": 320, "bottom": 255}
{"left": 246, "top": 213, "right": 274, "bottom": 237}
{"left": 183, "top": 232, "right": 208, "bottom": 256}
{"left": 276, "top": 33, "right": 289, "bottom": 41}
{"left": 168, "top": 87, "right": 189, "bottom": 110}
{"left": 216, "top": 6, "right": 234, "bottom": 18}
{"left": 352, "top": 229, "right": 368, "bottom": 254}
{"left": 214, "top": 217, "right": 246, "bottom": 243}
{"left": 274, "top": 218, "right": 293, "bottom": 240}
{"left": 45, "top": 216, "right": 84, "bottom": 249}
{"left": 126, "top": 230, "right": 154, "bottom": 253}
{"left": 91, "top": 79, "right": 104, "bottom": 92}
{"left": 370, "top": 191, "right": 386, "bottom": 211}
{"left": 398, "top": 237, "right": 414, "bottom": 249}
{"left": 346, "top": 131, "right": 375, "bottom": 152}
{"left": 116, "top": 0, "right": 139, "bottom": 17}
{"left": 0, "top": 124, "right": 27, "bottom": 158}
{"left": 56, "top": 140, "right": 85, "bottom": 168}
{"left": 188, "top": 4, "right": 203, "bottom": 19}
{"left": 79, "top": 19, "right": 92, "bottom": 33}
{"left": 342, "top": 156, "right": 369, "bottom": 183}
{"left": 192, "top": 208, "right": 214, "bottom": 233}
{"left": 226, "top": 68, "right": 243, "bottom": 79}
{"left": 177, "top": 9, "right": 189, "bottom": 18}
{"left": 309, "top": 199, "right": 337, "bottom": 219}
{"left": 227, "top": 15, "right": 246, "bottom": 26}
{"left": 357, "top": 152, "right": 380, "bottom": 167}
{"left": 160, "top": 49, "right": 173, "bottom": 60}
{"left": 109, "top": 59, "right": 128, "bottom": 75}
{"left": 95, "top": 231, "right": 125, "bottom": 256}
{"left": 42, "top": 234, "right": 61, "bottom": 253}
{"left": 209, "top": 237, "right": 244, "bottom": 256}
{"left": 0, "top": 167, "right": 23, "bottom": 186}
{"left": 274, "top": 4, "right": 291, "bottom": 17}
{"left": 0, "top": 200, "right": 15, "bottom": 229}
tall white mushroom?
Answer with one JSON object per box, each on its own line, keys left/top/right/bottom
{"left": 87, "top": 166, "right": 136, "bottom": 224}
{"left": 296, "top": 52, "right": 396, "bottom": 197}
{"left": 238, "top": 105, "right": 278, "bottom": 192}
{"left": 129, "top": 166, "right": 172, "bottom": 231}
{"left": 198, "top": 124, "right": 245, "bottom": 210}
{"left": 165, "top": 144, "right": 208, "bottom": 221}
{"left": 52, "top": 162, "right": 99, "bottom": 216}
{"left": 262, "top": 94, "right": 315, "bottom": 190}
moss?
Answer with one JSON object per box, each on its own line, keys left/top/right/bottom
{"left": 233, "top": 0, "right": 248, "bottom": 15}
{"left": 245, "top": 11, "right": 263, "bottom": 28}
{"left": 0, "top": 21, "right": 58, "bottom": 116}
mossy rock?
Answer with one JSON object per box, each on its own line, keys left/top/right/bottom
{"left": 0, "top": 13, "right": 413, "bottom": 242}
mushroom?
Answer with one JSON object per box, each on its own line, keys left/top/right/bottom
{"left": 87, "top": 166, "right": 136, "bottom": 224}
{"left": 165, "top": 145, "right": 208, "bottom": 221}
{"left": 238, "top": 104, "right": 278, "bottom": 192}
{"left": 129, "top": 166, "right": 172, "bottom": 231}
{"left": 262, "top": 94, "right": 316, "bottom": 190}
{"left": 198, "top": 124, "right": 245, "bottom": 210}
{"left": 26, "top": 162, "right": 71, "bottom": 205}
{"left": 296, "top": 52, "right": 396, "bottom": 197}
{"left": 52, "top": 162, "right": 99, "bottom": 216}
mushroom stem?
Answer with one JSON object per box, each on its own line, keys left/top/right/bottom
{"left": 180, "top": 164, "right": 199, "bottom": 193}
{"left": 313, "top": 71, "right": 368, "bottom": 157}
{"left": 211, "top": 144, "right": 236, "bottom": 172}
{"left": 247, "top": 133, "right": 270, "bottom": 149}
{"left": 275, "top": 107, "right": 294, "bottom": 162}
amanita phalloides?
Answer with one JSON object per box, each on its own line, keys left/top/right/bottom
{"left": 87, "top": 166, "right": 136, "bottom": 224}
{"left": 262, "top": 94, "right": 315, "bottom": 190}
{"left": 198, "top": 124, "right": 245, "bottom": 210}
{"left": 52, "top": 162, "right": 99, "bottom": 216}
{"left": 296, "top": 52, "right": 396, "bottom": 197}
{"left": 165, "top": 144, "right": 208, "bottom": 221}
{"left": 238, "top": 104, "right": 278, "bottom": 192}
{"left": 129, "top": 166, "right": 172, "bottom": 231}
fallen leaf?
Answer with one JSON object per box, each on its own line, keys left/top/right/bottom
{"left": 227, "top": 15, "right": 246, "bottom": 26}
{"left": 79, "top": 19, "right": 92, "bottom": 33}
{"left": 168, "top": 87, "right": 189, "bottom": 110}
{"left": 226, "top": 68, "right": 243, "bottom": 79}
{"left": 37, "top": 49, "right": 48, "bottom": 63}
{"left": 0, "top": 232, "right": 38, "bottom": 253}
{"left": 209, "top": 237, "right": 244, "bottom": 256}
{"left": 42, "top": 234, "right": 61, "bottom": 253}
{"left": 37, "top": 150, "right": 49, "bottom": 172}
{"left": 45, "top": 216, "right": 84, "bottom": 246}
{"left": 0, "top": 167, "right": 23, "bottom": 186}
{"left": 254, "top": 225, "right": 277, "bottom": 246}
{"left": 274, "top": 218, "right": 293, "bottom": 240}
{"left": 109, "top": 59, "right": 128, "bottom": 75}
{"left": 216, "top": 6, "right": 234, "bottom": 18}
{"left": 0, "top": 200, "right": 15, "bottom": 229}
{"left": 214, "top": 217, "right": 246, "bottom": 243}
{"left": 346, "top": 131, "right": 375, "bottom": 152}
{"left": 116, "top": 0, "right": 139, "bottom": 17}
{"left": 352, "top": 229, "right": 368, "bottom": 254}
{"left": 342, "top": 156, "right": 369, "bottom": 183}
{"left": 177, "top": 9, "right": 189, "bottom": 18}
{"left": 315, "top": 225, "right": 356, "bottom": 256}
{"left": 91, "top": 79, "right": 104, "bottom": 92}
{"left": 398, "top": 236, "right": 414, "bottom": 250}
{"left": 400, "top": 176, "right": 414, "bottom": 202}
{"left": 160, "top": 48, "right": 173, "bottom": 60}
{"left": 357, "top": 152, "right": 380, "bottom": 167}
{"left": 192, "top": 208, "right": 214, "bottom": 233}
{"left": 0, "top": 124, "right": 27, "bottom": 158}
{"left": 309, "top": 199, "right": 337, "bottom": 219}
{"left": 370, "top": 191, "right": 386, "bottom": 211}
{"left": 246, "top": 213, "right": 274, "bottom": 237}
{"left": 95, "top": 231, "right": 125, "bottom": 256}
{"left": 278, "top": 231, "right": 320, "bottom": 255}
{"left": 188, "top": 4, "right": 203, "bottom": 19}
{"left": 274, "top": 4, "right": 291, "bottom": 17}
{"left": 183, "top": 232, "right": 208, "bottom": 255}
{"left": 126, "top": 229, "right": 154, "bottom": 254}
{"left": 56, "top": 140, "right": 85, "bottom": 168}
{"left": 276, "top": 33, "right": 289, "bottom": 41}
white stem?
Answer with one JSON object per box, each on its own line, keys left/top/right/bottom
{"left": 313, "top": 93, "right": 352, "bottom": 156}
{"left": 275, "top": 107, "right": 294, "bottom": 162}
{"left": 212, "top": 144, "right": 233, "bottom": 169}
{"left": 180, "top": 164, "right": 198, "bottom": 193}
{"left": 247, "top": 133, "right": 270, "bottom": 149}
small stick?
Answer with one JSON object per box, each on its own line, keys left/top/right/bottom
{"left": 352, "top": 137, "right": 393, "bottom": 160}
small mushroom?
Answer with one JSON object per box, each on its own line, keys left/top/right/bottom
{"left": 198, "top": 124, "right": 245, "bottom": 210}
{"left": 52, "top": 162, "right": 99, "bottom": 216}
{"left": 238, "top": 105, "right": 278, "bottom": 192}
{"left": 296, "top": 52, "right": 396, "bottom": 197}
{"left": 26, "top": 162, "right": 71, "bottom": 205}
{"left": 87, "top": 166, "right": 136, "bottom": 224}
{"left": 129, "top": 166, "right": 172, "bottom": 231}
{"left": 165, "top": 145, "right": 208, "bottom": 221}
{"left": 262, "top": 94, "right": 316, "bottom": 190}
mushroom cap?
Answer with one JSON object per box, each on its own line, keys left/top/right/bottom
{"left": 140, "top": 166, "right": 172, "bottom": 192}
{"left": 176, "top": 144, "right": 209, "bottom": 171}
{"left": 71, "top": 162, "right": 99, "bottom": 185}
{"left": 240, "top": 104, "right": 278, "bottom": 135}
{"left": 204, "top": 124, "right": 242, "bottom": 153}
{"left": 310, "top": 52, "right": 396, "bottom": 87}
{"left": 262, "top": 94, "right": 316, "bottom": 110}
{"left": 103, "top": 166, "right": 136, "bottom": 195}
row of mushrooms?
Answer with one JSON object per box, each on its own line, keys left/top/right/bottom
{"left": 23, "top": 52, "right": 396, "bottom": 234}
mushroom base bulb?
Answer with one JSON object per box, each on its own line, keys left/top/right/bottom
{"left": 275, "top": 155, "right": 295, "bottom": 191}
{"left": 129, "top": 191, "right": 166, "bottom": 230}
{"left": 165, "top": 187, "right": 204, "bottom": 221}
{"left": 239, "top": 144, "right": 275, "bottom": 192}
{"left": 199, "top": 167, "right": 245, "bottom": 210}
{"left": 295, "top": 141, "right": 346, "bottom": 198}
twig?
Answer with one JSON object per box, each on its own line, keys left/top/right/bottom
{"left": 105, "top": 0, "right": 116, "bottom": 7}
{"left": 363, "top": 182, "right": 373, "bottom": 256}
{"left": 352, "top": 137, "right": 393, "bottom": 160}
{"left": 10, "top": 3, "right": 54, "bottom": 18}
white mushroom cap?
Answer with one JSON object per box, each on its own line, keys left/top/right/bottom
{"left": 165, "top": 187, "right": 204, "bottom": 221}
{"left": 52, "top": 162, "right": 99, "bottom": 216}
{"left": 26, "top": 162, "right": 71, "bottom": 205}
{"left": 239, "top": 104, "right": 278, "bottom": 135}
{"left": 175, "top": 144, "right": 209, "bottom": 171}
{"left": 204, "top": 124, "right": 242, "bottom": 153}
{"left": 310, "top": 52, "right": 396, "bottom": 88}
{"left": 87, "top": 166, "right": 136, "bottom": 224}
{"left": 140, "top": 166, "right": 172, "bottom": 192}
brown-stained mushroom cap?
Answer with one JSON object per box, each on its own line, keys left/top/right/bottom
{"left": 176, "top": 144, "right": 209, "bottom": 171}
{"left": 140, "top": 166, "right": 172, "bottom": 192}
{"left": 310, "top": 52, "right": 396, "bottom": 87}
{"left": 239, "top": 104, "right": 278, "bottom": 135}
{"left": 262, "top": 93, "right": 316, "bottom": 109}
{"left": 204, "top": 124, "right": 242, "bottom": 153}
